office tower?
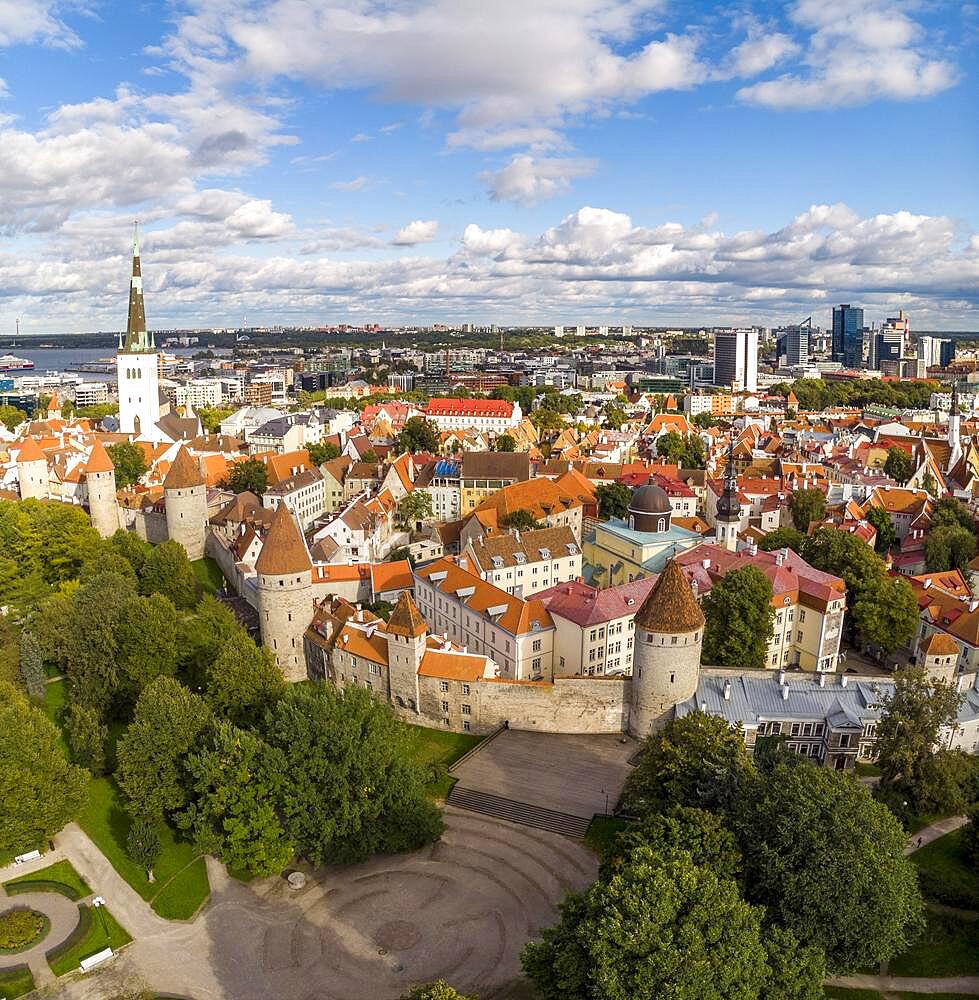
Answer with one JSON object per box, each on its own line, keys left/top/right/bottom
{"left": 832, "top": 304, "right": 865, "bottom": 368}
{"left": 869, "top": 329, "right": 905, "bottom": 370}
{"left": 713, "top": 328, "right": 758, "bottom": 393}
{"left": 918, "top": 335, "right": 955, "bottom": 368}
{"left": 784, "top": 324, "right": 810, "bottom": 366}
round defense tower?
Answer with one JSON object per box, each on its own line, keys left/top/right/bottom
{"left": 256, "top": 502, "right": 314, "bottom": 683}
{"left": 629, "top": 559, "right": 705, "bottom": 737}
{"left": 163, "top": 445, "right": 208, "bottom": 561}
{"left": 16, "top": 438, "right": 48, "bottom": 501}
{"left": 84, "top": 440, "right": 121, "bottom": 538}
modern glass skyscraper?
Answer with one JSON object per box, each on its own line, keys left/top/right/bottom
{"left": 832, "top": 304, "right": 865, "bottom": 368}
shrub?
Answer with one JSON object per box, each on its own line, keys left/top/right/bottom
{"left": 0, "top": 909, "right": 46, "bottom": 951}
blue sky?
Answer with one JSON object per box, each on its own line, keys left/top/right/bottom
{"left": 0, "top": 0, "right": 977, "bottom": 333}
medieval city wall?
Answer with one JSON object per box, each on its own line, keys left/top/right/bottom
{"left": 475, "top": 676, "right": 630, "bottom": 734}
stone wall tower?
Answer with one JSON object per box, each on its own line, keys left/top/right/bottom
{"left": 385, "top": 591, "right": 427, "bottom": 713}
{"left": 16, "top": 438, "right": 48, "bottom": 500}
{"left": 84, "top": 440, "right": 121, "bottom": 538}
{"left": 163, "top": 446, "right": 207, "bottom": 560}
{"left": 256, "top": 502, "right": 314, "bottom": 682}
{"left": 629, "top": 559, "right": 705, "bottom": 737}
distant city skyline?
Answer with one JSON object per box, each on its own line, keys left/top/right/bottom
{"left": 0, "top": 0, "right": 977, "bottom": 334}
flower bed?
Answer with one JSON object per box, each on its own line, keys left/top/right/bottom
{"left": 0, "top": 908, "right": 49, "bottom": 953}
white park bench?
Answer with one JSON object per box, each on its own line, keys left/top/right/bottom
{"left": 13, "top": 850, "right": 41, "bottom": 864}
{"left": 79, "top": 948, "right": 113, "bottom": 972}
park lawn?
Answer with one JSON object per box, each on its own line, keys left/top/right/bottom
{"left": 911, "top": 828, "right": 979, "bottom": 907}
{"left": 405, "top": 724, "right": 482, "bottom": 799}
{"left": 854, "top": 761, "right": 881, "bottom": 777}
{"left": 4, "top": 859, "right": 90, "bottom": 900}
{"left": 48, "top": 905, "right": 131, "bottom": 977}
{"left": 583, "top": 816, "right": 630, "bottom": 857}
{"left": 0, "top": 965, "right": 35, "bottom": 999}
{"left": 77, "top": 777, "right": 209, "bottom": 920}
{"left": 191, "top": 557, "right": 226, "bottom": 594}
{"left": 888, "top": 910, "right": 979, "bottom": 977}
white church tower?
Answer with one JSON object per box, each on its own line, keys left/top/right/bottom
{"left": 117, "top": 223, "right": 161, "bottom": 440}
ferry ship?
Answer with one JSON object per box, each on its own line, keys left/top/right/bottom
{"left": 0, "top": 354, "right": 34, "bottom": 372}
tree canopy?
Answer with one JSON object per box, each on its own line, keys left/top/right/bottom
{"left": 399, "top": 416, "right": 440, "bottom": 454}
{"left": 925, "top": 524, "right": 977, "bottom": 572}
{"left": 789, "top": 488, "right": 826, "bottom": 533}
{"left": 307, "top": 441, "right": 342, "bottom": 464}
{"left": 595, "top": 482, "right": 632, "bottom": 520}
{"left": 702, "top": 565, "right": 775, "bottom": 670}
{"left": 883, "top": 447, "right": 913, "bottom": 485}
{"left": 736, "top": 761, "right": 923, "bottom": 972}
{"left": 0, "top": 681, "right": 89, "bottom": 854}
{"left": 221, "top": 458, "right": 269, "bottom": 496}
{"left": 106, "top": 441, "right": 149, "bottom": 490}
{"left": 494, "top": 434, "right": 515, "bottom": 453}
{"left": 140, "top": 541, "right": 201, "bottom": 610}
{"left": 864, "top": 505, "right": 897, "bottom": 553}
{"left": 758, "top": 527, "right": 805, "bottom": 554}
{"left": 0, "top": 404, "right": 27, "bottom": 431}
{"left": 398, "top": 490, "right": 434, "bottom": 528}
{"left": 656, "top": 431, "right": 707, "bottom": 469}
{"left": 876, "top": 665, "right": 964, "bottom": 816}
{"left": 262, "top": 684, "right": 443, "bottom": 865}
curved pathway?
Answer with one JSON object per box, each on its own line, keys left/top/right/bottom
{"left": 0, "top": 890, "right": 82, "bottom": 968}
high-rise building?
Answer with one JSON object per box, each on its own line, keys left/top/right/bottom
{"left": 784, "top": 324, "right": 810, "bottom": 366}
{"left": 713, "top": 328, "right": 758, "bottom": 393}
{"left": 832, "top": 304, "right": 865, "bottom": 368}
{"left": 918, "top": 335, "right": 955, "bottom": 368}
{"left": 869, "top": 329, "right": 905, "bottom": 370}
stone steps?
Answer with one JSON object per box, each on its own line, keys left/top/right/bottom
{"left": 447, "top": 787, "right": 592, "bottom": 839}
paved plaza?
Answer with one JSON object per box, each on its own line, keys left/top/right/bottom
{"left": 449, "top": 729, "right": 638, "bottom": 819}
{"left": 19, "top": 806, "right": 596, "bottom": 1000}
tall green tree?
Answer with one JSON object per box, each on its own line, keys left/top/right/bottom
{"left": 110, "top": 530, "right": 153, "bottom": 577}
{"left": 127, "top": 816, "right": 162, "bottom": 879}
{"left": 205, "top": 631, "right": 284, "bottom": 728}
{"left": 116, "top": 677, "right": 213, "bottom": 820}
{"left": 398, "top": 490, "right": 434, "bottom": 528}
{"left": 0, "top": 681, "right": 89, "bottom": 854}
{"left": 401, "top": 983, "right": 476, "bottom": 1000}
{"left": 140, "top": 540, "right": 201, "bottom": 610}
{"left": 851, "top": 574, "right": 919, "bottom": 655}
{"left": 789, "top": 488, "right": 826, "bottom": 532}
{"left": 18, "top": 629, "right": 46, "bottom": 701}
{"left": 262, "top": 684, "right": 443, "bottom": 865}
{"left": 65, "top": 702, "right": 108, "bottom": 775}
{"left": 864, "top": 505, "right": 897, "bottom": 553}
{"left": 883, "top": 446, "right": 913, "bottom": 485}
{"left": 736, "top": 761, "right": 923, "bottom": 972}
{"left": 0, "top": 404, "right": 27, "bottom": 431}
{"left": 176, "top": 594, "right": 242, "bottom": 690}
{"left": 702, "top": 565, "right": 775, "bottom": 670}
{"left": 603, "top": 404, "right": 628, "bottom": 430}
{"left": 522, "top": 848, "right": 770, "bottom": 1000}
{"left": 925, "top": 525, "right": 977, "bottom": 572}
{"left": 595, "top": 482, "right": 632, "bottom": 520}
{"left": 399, "top": 417, "right": 440, "bottom": 454}
{"left": 758, "top": 526, "right": 805, "bottom": 553}
{"left": 178, "top": 720, "right": 293, "bottom": 877}
{"left": 623, "top": 712, "right": 754, "bottom": 818}
{"left": 115, "top": 594, "right": 179, "bottom": 707}
{"left": 931, "top": 497, "right": 974, "bottom": 531}
{"left": 197, "top": 407, "right": 235, "bottom": 434}
{"left": 759, "top": 927, "right": 826, "bottom": 1000}
{"left": 876, "top": 665, "right": 964, "bottom": 815}
{"left": 221, "top": 458, "right": 269, "bottom": 496}
{"left": 107, "top": 441, "right": 149, "bottom": 490}
{"left": 499, "top": 509, "right": 544, "bottom": 530}
{"left": 494, "top": 434, "right": 515, "bottom": 453}
{"left": 307, "top": 440, "right": 341, "bottom": 464}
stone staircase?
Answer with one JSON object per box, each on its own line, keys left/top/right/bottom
{"left": 447, "top": 786, "right": 592, "bottom": 839}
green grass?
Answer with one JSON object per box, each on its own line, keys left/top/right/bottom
{"left": 405, "top": 723, "right": 482, "bottom": 799}
{"left": 907, "top": 812, "right": 949, "bottom": 835}
{"left": 822, "top": 989, "right": 881, "bottom": 1000}
{"left": 0, "top": 965, "right": 35, "bottom": 999}
{"left": 583, "top": 816, "right": 630, "bottom": 856}
{"left": 888, "top": 910, "right": 979, "bottom": 977}
{"left": 191, "top": 557, "right": 226, "bottom": 594}
{"left": 4, "top": 859, "right": 91, "bottom": 900}
{"left": 911, "top": 828, "right": 979, "bottom": 910}
{"left": 77, "top": 777, "right": 209, "bottom": 920}
{"left": 48, "top": 904, "right": 131, "bottom": 977}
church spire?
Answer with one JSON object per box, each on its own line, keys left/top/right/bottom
{"left": 123, "top": 221, "right": 151, "bottom": 353}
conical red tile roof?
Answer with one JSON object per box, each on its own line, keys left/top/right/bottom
{"left": 634, "top": 559, "right": 705, "bottom": 634}
{"left": 386, "top": 591, "right": 428, "bottom": 638}
{"left": 84, "top": 439, "right": 115, "bottom": 475}
{"left": 256, "top": 503, "right": 312, "bottom": 575}
{"left": 16, "top": 438, "right": 45, "bottom": 463}
{"left": 163, "top": 446, "right": 204, "bottom": 490}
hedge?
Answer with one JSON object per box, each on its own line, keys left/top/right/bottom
{"left": 4, "top": 878, "right": 85, "bottom": 901}
{"left": 44, "top": 902, "right": 92, "bottom": 967}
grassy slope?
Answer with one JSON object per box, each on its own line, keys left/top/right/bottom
{"left": 910, "top": 828, "right": 979, "bottom": 906}
{"left": 888, "top": 909, "right": 979, "bottom": 977}
{"left": 0, "top": 965, "right": 35, "bottom": 999}
{"left": 3, "top": 859, "right": 90, "bottom": 899}
{"left": 404, "top": 723, "right": 482, "bottom": 799}
{"left": 191, "top": 557, "right": 226, "bottom": 594}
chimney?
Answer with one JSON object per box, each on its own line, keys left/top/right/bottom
{"left": 819, "top": 672, "right": 826, "bottom": 688}
{"left": 781, "top": 683, "right": 790, "bottom": 701}
{"left": 723, "top": 679, "right": 732, "bottom": 701}
{"left": 458, "top": 557, "right": 468, "bottom": 572}
{"left": 841, "top": 674, "right": 848, "bottom": 688}
{"left": 778, "top": 668, "right": 786, "bottom": 686}
{"left": 699, "top": 701, "right": 708, "bottom": 712}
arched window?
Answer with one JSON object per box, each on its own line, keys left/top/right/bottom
{"left": 657, "top": 517, "right": 666, "bottom": 532}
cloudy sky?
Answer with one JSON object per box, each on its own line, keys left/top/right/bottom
{"left": 1, "top": 0, "right": 977, "bottom": 334}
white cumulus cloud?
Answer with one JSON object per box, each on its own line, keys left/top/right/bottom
{"left": 482, "top": 155, "right": 597, "bottom": 205}
{"left": 392, "top": 219, "right": 440, "bottom": 245}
